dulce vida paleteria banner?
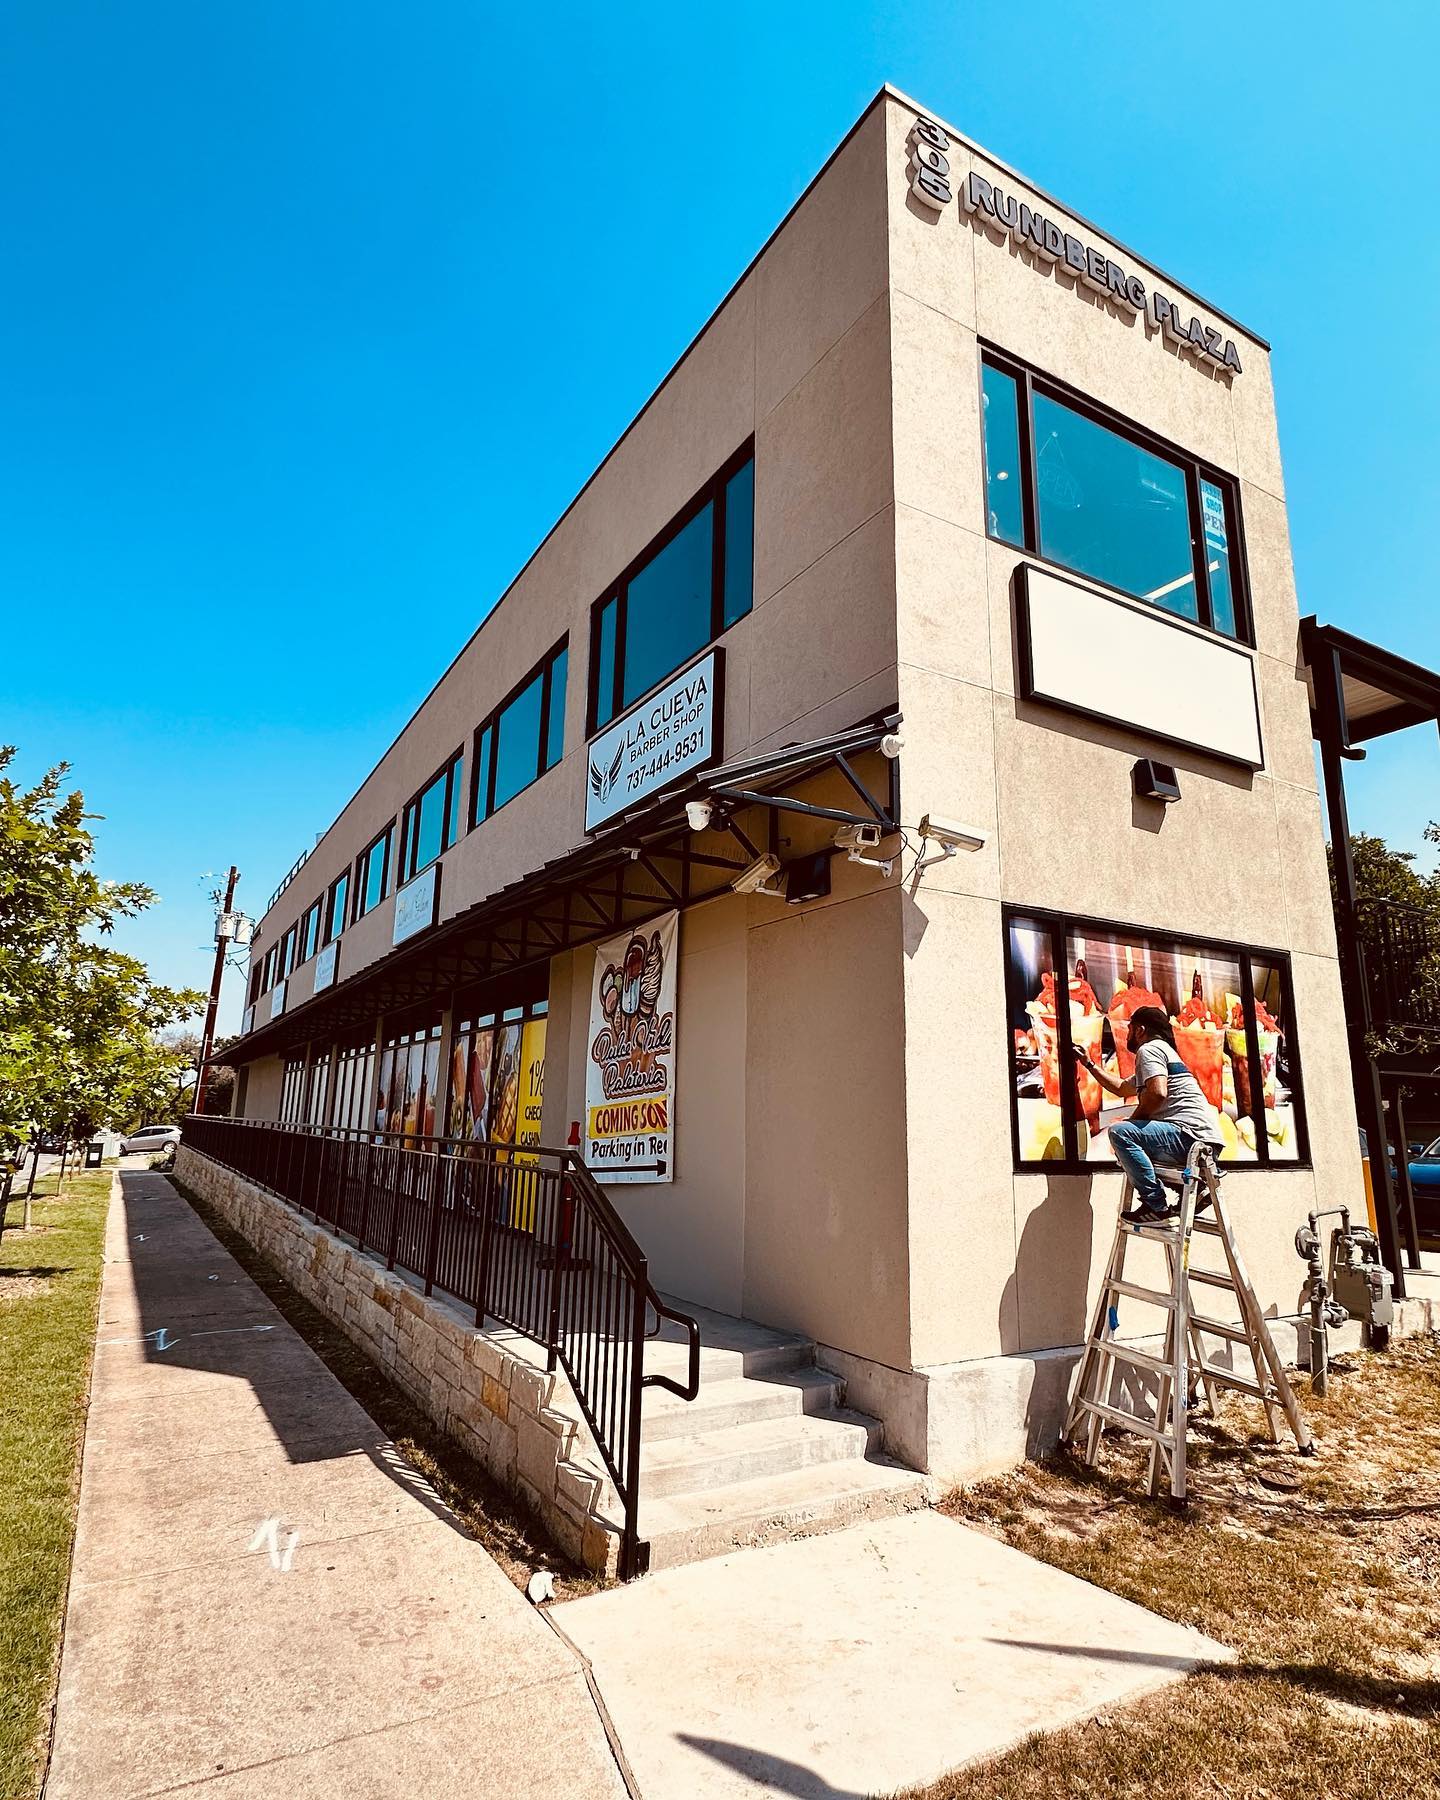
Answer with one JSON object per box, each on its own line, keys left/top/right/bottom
{"left": 585, "top": 910, "right": 678, "bottom": 1184}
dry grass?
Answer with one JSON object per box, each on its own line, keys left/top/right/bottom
{"left": 900, "top": 1335, "right": 1440, "bottom": 1800}
{"left": 170, "top": 1178, "right": 602, "bottom": 1599}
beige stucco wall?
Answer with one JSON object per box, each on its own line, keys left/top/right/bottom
{"left": 881, "top": 90, "right": 1360, "bottom": 1374}
{"left": 244, "top": 99, "right": 898, "bottom": 1010}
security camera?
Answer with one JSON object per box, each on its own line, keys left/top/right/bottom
{"left": 731, "top": 853, "right": 784, "bottom": 897}
{"left": 880, "top": 732, "right": 905, "bottom": 760}
{"left": 917, "top": 814, "right": 988, "bottom": 853}
{"left": 834, "top": 822, "right": 883, "bottom": 852}
{"left": 685, "top": 798, "right": 714, "bottom": 832}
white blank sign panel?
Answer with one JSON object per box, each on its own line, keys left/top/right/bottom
{"left": 1020, "top": 566, "right": 1264, "bottom": 769}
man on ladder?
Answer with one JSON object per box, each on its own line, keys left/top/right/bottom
{"left": 1073, "top": 1006, "right": 1222, "bottom": 1221}
{"left": 1067, "top": 1006, "right": 1312, "bottom": 1499}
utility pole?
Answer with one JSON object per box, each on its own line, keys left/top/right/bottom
{"left": 193, "top": 865, "right": 240, "bottom": 1116}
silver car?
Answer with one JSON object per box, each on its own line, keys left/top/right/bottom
{"left": 121, "top": 1125, "right": 182, "bottom": 1155}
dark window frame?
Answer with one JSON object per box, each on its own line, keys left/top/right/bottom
{"left": 1002, "top": 904, "right": 1308, "bottom": 1176}
{"left": 398, "top": 749, "right": 463, "bottom": 888}
{"left": 324, "top": 869, "right": 349, "bottom": 946}
{"left": 352, "top": 823, "right": 394, "bottom": 923}
{"left": 586, "top": 441, "right": 755, "bottom": 736}
{"left": 979, "top": 346, "right": 1253, "bottom": 646}
{"left": 277, "top": 923, "right": 298, "bottom": 984}
{"left": 299, "top": 897, "right": 322, "bottom": 965}
{"left": 471, "top": 638, "right": 569, "bottom": 827}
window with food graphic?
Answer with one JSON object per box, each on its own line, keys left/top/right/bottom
{"left": 1006, "top": 911, "right": 1306, "bottom": 1169}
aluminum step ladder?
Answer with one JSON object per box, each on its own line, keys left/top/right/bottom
{"left": 1063, "top": 1139, "right": 1312, "bottom": 1500}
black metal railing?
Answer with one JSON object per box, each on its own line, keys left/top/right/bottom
{"left": 179, "top": 1114, "right": 699, "bottom": 1578}
{"left": 1355, "top": 896, "right": 1440, "bottom": 1036}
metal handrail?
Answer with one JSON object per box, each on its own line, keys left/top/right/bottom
{"left": 178, "top": 1114, "right": 699, "bottom": 1577}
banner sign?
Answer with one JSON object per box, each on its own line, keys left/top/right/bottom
{"left": 242, "top": 1004, "right": 255, "bottom": 1036}
{"left": 313, "top": 940, "right": 338, "bottom": 993}
{"left": 393, "top": 863, "right": 439, "bottom": 946}
{"left": 585, "top": 650, "right": 721, "bottom": 832}
{"left": 269, "top": 980, "right": 286, "bottom": 1021}
{"left": 585, "top": 911, "right": 678, "bottom": 1183}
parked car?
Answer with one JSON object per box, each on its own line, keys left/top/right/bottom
{"left": 1402, "top": 1137, "right": 1440, "bottom": 1241}
{"left": 121, "top": 1124, "right": 182, "bottom": 1156}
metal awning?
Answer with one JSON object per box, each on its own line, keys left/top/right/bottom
{"left": 229, "top": 709, "right": 901, "bottom": 1065}
{"left": 1301, "top": 617, "right": 1440, "bottom": 746}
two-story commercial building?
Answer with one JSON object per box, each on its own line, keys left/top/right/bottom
{"left": 201, "top": 84, "right": 1372, "bottom": 1502}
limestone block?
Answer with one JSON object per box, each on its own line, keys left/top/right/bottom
{"left": 509, "top": 1360, "right": 554, "bottom": 1418}
{"left": 481, "top": 1374, "right": 509, "bottom": 1422}
{"left": 582, "top": 1517, "right": 622, "bottom": 1580}
{"left": 537, "top": 1405, "right": 578, "bottom": 1459}
{"left": 555, "top": 1460, "right": 602, "bottom": 1520}
{"left": 486, "top": 1418, "right": 518, "bottom": 1487}
{"left": 464, "top": 1333, "right": 503, "bottom": 1382}
{"left": 516, "top": 1412, "right": 562, "bottom": 1492}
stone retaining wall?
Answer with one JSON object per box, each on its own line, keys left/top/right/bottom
{"left": 175, "top": 1146, "right": 622, "bottom": 1577}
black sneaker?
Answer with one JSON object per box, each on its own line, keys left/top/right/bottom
{"left": 1122, "top": 1200, "right": 1175, "bottom": 1225}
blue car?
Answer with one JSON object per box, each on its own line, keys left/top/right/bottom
{"left": 1400, "top": 1139, "right": 1440, "bottom": 1242}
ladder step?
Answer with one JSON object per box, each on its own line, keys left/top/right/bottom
{"left": 1195, "top": 1364, "right": 1268, "bottom": 1400}
{"left": 1188, "top": 1268, "right": 1236, "bottom": 1290}
{"left": 1190, "top": 1315, "right": 1248, "bottom": 1343}
{"left": 1192, "top": 1218, "right": 1223, "bottom": 1236}
{"left": 1073, "top": 1395, "right": 1169, "bottom": 1444}
{"left": 1096, "top": 1339, "right": 1171, "bottom": 1377}
{"left": 1109, "top": 1277, "right": 1175, "bottom": 1309}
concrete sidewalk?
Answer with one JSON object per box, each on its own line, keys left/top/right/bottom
{"left": 47, "top": 1171, "right": 627, "bottom": 1799}
{"left": 554, "top": 1510, "right": 1228, "bottom": 1799}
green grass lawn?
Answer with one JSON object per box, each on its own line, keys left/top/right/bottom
{"left": 0, "top": 1169, "right": 111, "bottom": 1800}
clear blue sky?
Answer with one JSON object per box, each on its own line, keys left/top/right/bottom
{"left": 3, "top": 1, "right": 1438, "bottom": 1033}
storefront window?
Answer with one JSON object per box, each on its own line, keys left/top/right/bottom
{"left": 374, "top": 1019, "right": 443, "bottom": 1140}
{"left": 329, "top": 1035, "right": 375, "bottom": 1132}
{"left": 1007, "top": 910, "right": 1306, "bottom": 1169}
{"left": 980, "top": 351, "right": 1247, "bottom": 642}
{"left": 590, "top": 446, "right": 754, "bottom": 730}
{"left": 447, "top": 998, "right": 547, "bottom": 1153}
{"left": 280, "top": 1057, "right": 306, "bottom": 1124}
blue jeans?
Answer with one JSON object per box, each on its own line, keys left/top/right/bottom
{"left": 1108, "top": 1119, "right": 1194, "bottom": 1209}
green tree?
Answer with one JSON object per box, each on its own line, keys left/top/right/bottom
{"left": 1330, "top": 828, "right": 1440, "bottom": 1054}
{"left": 0, "top": 748, "right": 204, "bottom": 1181}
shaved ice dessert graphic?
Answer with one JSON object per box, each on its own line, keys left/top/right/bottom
{"left": 1107, "top": 967, "right": 1166, "bottom": 1079}
{"left": 1171, "top": 970, "right": 1226, "bottom": 1110}
{"left": 1225, "top": 992, "right": 1281, "bottom": 1114}
{"left": 1027, "top": 961, "right": 1104, "bottom": 1124}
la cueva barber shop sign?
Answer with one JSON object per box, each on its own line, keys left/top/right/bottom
{"left": 905, "top": 113, "right": 1243, "bottom": 378}
{"left": 585, "top": 649, "right": 721, "bottom": 832}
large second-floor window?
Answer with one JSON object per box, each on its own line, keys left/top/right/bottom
{"left": 473, "top": 640, "right": 568, "bottom": 825}
{"left": 588, "top": 447, "right": 754, "bottom": 731}
{"left": 277, "top": 923, "right": 298, "bottom": 983}
{"left": 399, "top": 750, "right": 463, "bottom": 886}
{"left": 325, "top": 870, "right": 348, "bottom": 945}
{"left": 354, "top": 824, "right": 392, "bottom": 921}
{"left": 299, "top": 899, "right": 321, "bottom": 964}
{"left": 981, "top": 351, "right": 1247, "bottom": 642}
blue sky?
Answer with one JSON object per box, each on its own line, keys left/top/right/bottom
{"left": 3, "top": 1, "right": 1438, "bottom": 1033}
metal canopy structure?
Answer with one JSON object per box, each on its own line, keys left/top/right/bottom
{"left": 230, "top": 710, "right": 901, "bottom": 1067}
{"left": 1302, "top": 616, "right": 1440, "bottom": 1294}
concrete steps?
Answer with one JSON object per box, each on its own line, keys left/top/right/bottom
{"left": 612, "top": 1299, "right": 932, "bottom": 1572}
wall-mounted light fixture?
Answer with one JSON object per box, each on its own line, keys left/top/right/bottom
{"left": 1132, "top": 759, "right": 1182, "bottom": 804}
